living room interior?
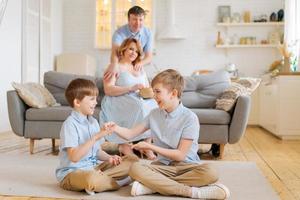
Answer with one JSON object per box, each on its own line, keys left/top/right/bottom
{"left": 0, "top": 0, "right": 300, "bottom": 199}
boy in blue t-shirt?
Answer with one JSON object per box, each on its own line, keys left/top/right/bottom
{"left": 55, "top": 78, "right": 138, "bottom": 195}
{"left": 110, "top": 69, "right": 230, "bottom": 199}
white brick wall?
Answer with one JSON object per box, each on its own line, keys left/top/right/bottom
{"left": 63, "top": 0, "right": 284, "bottom": 77}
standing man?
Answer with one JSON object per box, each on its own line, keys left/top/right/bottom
{"left": 104, "top": 6, "right": 153, "bottom": 80}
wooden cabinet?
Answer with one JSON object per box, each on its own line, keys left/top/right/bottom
{"left": 259, "top": 75, "right": 300, "bottom": 139}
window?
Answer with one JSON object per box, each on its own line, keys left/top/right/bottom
{"left": 22, "top": 0, "right": 52, "bottom": 83}
{"left": 95, "top": 0, "right": 153, "bottom": 49}
{"left": 284, "top": 0, "right": 300, "bottom": 68}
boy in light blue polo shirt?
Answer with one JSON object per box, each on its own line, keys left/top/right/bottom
{"left": 110, "top": 69, "right": 230, "bottom": 199}
{"left": 55, "top": 78, "right": 139, "bottom": 195}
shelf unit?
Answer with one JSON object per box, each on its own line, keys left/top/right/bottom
{"left": 216, "top": 21, "right": 284, "bottom": 50}
{"left": 216, "top": 22, "right": 284, "bottom": 27}
{"left": 216, "top": 44, "right": 281, "bottom": 48}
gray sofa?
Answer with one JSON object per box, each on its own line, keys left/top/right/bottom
{"left": 7, "top": 70, "right": 251, "bottom": 157}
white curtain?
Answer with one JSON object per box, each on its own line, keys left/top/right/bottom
{"left": 284, "top": 0, "right": 300, "bottom": 68}
{"left": 0, "top": 0, "right": 8, "bottom": 26}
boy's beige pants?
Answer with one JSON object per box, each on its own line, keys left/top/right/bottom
{"left": 129, "top": 161, "right": 218, "bottom": 197}
{"left": 60, "top": 154, "right": 139, "bottom": 192}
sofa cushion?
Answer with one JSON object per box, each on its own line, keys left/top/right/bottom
{"left": 182, "top": 70, "right": 230, "bottom": 108}
{"left": 26, "top": 106, "right": 101, "bottom": 121}
{"left": 216, "top": 78, "right": 261, "bottom": 112}
{"left": 236, "top": 77, "right": 261, "bottom": 95}
{"left": 215, "top": 83, "right": 247, "bottom": 112}
{"left": 44, "top": 71, "right": 100, "bottom": 106}
{"left": 12, "top": 82, "right": 60, "bottom": 108}
{"left": 44, "top": 71, "right": 96, "bottom": 90}
{"left": 191, "top": 108, "right": 231, "bottom": 125}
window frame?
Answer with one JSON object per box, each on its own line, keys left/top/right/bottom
{"left": 94, "top": 0, "right": 155, "bottom": 50}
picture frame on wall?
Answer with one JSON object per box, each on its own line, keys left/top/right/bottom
{"left": 218, "top": 5, "right": 231, "bottom": 23}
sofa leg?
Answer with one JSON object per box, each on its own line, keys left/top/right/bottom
{"left": 30, "top": 139, "right": 34, "bottom": 154}
{"left": 211, "top": 143, "right": 226, "bottom": 159}
{"left": 219, "top": 144, "right": 225, "bottom": 159}
{"left": 52, "top": 139, "right": 56, "bottom": 153}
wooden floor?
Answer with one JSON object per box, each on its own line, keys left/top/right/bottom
{"left": 0, "top": 126, "right": 300, "bottom": 200}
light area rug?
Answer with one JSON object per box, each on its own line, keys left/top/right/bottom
{"left": 0, "top": 154, "right": 279, "bottom": 200}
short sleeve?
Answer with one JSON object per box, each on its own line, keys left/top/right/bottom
{"left": 143, "top": 31, "right": 152, "bottom": 53}
{"left": 181, "top": 114, "right": 200, "bottom": 140}
{"left": 112, "top": 30, "right": 123, "bottom": 46}
{"left": 60, "top": 120, "right": 79, "bottom": 150}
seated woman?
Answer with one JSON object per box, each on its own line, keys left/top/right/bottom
{"left": 100, "top": 38, "right": 157, "bottom": 159}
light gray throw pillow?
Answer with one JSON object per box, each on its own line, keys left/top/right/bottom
{"left": 12, "top": 82, "right": 60, "bottom": 108}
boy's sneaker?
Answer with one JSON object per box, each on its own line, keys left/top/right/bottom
{"left": 131, "top": 181, "right": 155, "bottom": 196}
{"left": 85, "top": 189, "right": 95, "bottom": 195}
{"left": 192, "top": 183, "right": 230, "bottom": 199}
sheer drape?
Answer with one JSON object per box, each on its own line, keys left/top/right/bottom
{"left": 284, "top": 0, "right": 300, "bottom": 68}
{"left": 0, "top": 0, "right": 8, "bottom": 26}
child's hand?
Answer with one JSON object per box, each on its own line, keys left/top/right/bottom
{"left": 101, "top": 122, "right": 116, "bottom": 134}
{"left": 92, "top": 122, "right": 115, "bottom": 141}
{"left": 132, "top": 141, "right": 150, "bottom": 151}
{"left": 108, "top": 155, "right": 122, "bottom": 166}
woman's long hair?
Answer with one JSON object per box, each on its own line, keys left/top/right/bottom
{"left": 118, "top": 38, "right": 143, "bottom": 65}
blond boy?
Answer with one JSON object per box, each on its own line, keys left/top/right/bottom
{"left": 55, "top": 78, "right": 138, "bottom": 195}
{"left": 110, "top": 69, "right": 230, "bottom": 199}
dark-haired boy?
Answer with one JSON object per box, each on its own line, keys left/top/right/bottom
{"left": 55, "top": 78, "right": 138, "bottom": 195}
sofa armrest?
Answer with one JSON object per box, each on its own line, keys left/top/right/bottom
{"left": 7, "top": 90, "right": 28, "bottom": 136}
{"left": 228, "top": 95, "right": 251, "bottom": 144}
